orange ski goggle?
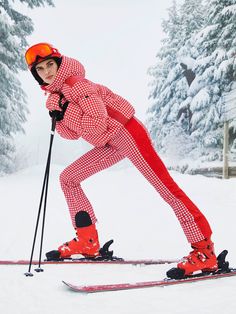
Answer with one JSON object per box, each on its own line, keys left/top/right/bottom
{"left": 25, "top": 43, "right": 61, "bottom": 68}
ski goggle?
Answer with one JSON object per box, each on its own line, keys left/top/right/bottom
{"left": 25, "top": 43, "right": 61, "bottom": 68}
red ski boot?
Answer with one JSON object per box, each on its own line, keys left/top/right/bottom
{"left": 167, "top": 238, "right": 218, "bottom": 279}
{"left": 58, "top": 224, "right": 100, "bottom": 258}
{"left": 179, "top": 238, "right": 218, "bottom": 275}
{"left": 46, "top": 211, "right": 100, "bottom": 260}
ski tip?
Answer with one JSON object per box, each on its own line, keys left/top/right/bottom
{"left": 62, "top": 280, "right": 71, "bottom": 288}
{"left": 62, "top": 280, "right": 85, "bottom": 293}
{"left": 62, "top": 280, "right": 75, "bottom": 290}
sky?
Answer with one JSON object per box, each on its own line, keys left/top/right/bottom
{"left": 17, "top": 0, "right": 184, "bottom": 167}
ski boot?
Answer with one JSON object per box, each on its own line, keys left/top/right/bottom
{"left": 167, "top": 238, "right": 218, "bottom": 279}
{"left": 46, "top": 211, "right": 100, "bottom": 260}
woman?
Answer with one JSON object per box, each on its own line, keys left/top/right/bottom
{"left": 25, "top": 43, "right": 218, "bottom": 277}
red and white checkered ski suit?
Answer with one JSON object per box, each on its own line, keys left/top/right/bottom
{"left": 43, "top": 56, "right": 212, "bottom": 244}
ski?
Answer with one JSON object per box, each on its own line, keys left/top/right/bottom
{"left": 0, "top": 258, "right": 178, "bottom": 266}
{"left": 62, "top": 268, "right": 236, "bottom": 293}
{"left": 62, "top": 250, "right": 236, "bottom": 293}
{"left": 0, "top": 240, "right": 179, "bottom": 266}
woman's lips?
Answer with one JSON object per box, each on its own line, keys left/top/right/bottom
{"left": 46, "top": 75, "right": 53, "bottom": 80}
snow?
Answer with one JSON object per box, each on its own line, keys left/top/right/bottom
{"left": 0, "top": 164, "right": 236, "bottom": 313}
{"left": 177, "top": 56, "right": 196, "bottom": 69}
{"left": 221, "top": 4, "right": 236, "bottom": 15}
{"left": 190, "top": 88, "right": 210, "bottom": 112}
{"left": 194, "top": 24, "right": 218, "bottom": 45}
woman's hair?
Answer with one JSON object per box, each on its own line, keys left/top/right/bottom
{"left": 30, "top": 56, "right": 62, "bottom": 85}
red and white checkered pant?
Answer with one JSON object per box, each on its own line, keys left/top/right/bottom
{"left": 60, "top": 117, "right": 212, "bottom": 244}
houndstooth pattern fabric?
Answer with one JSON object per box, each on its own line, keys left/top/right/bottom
{"left": 41, "top": 56, "right": 212, "bottom": 244}
{"left": 42, "top": 56, "right": 86, "bottom": 93}
{"left": 46, "top": 93, "right": 62, "bottom": 111}
{"left": 42, "top": 56, "right": 135, "bottom": 147}
{"left": 60, "top": 117, "right": 212, "bottom": 244}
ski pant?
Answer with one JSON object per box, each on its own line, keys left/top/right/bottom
{"left": 60, "top": 117, "right": 212, "bottom": 244}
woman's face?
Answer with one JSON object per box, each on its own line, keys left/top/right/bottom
{"left": 35, "top": 58, "right": 58, "bottom": 84}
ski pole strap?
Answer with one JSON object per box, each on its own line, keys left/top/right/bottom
{"left": 59, "top": 93, "right": 69, "bottom": 112}
{"left": 58, "top": 93, "right": 69, "bottom": 115}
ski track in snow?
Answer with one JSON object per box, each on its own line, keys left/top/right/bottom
{"left": 0, "top": 165, "right": 236, "bottom": 314}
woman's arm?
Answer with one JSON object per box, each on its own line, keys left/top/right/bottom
{"left": 55, "top": 121, "right": 81, "bottom": 140}
{"left": 70, "top": 79, "right": 109, "bottom": 135}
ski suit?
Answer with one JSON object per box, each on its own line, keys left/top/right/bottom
{"left": 43, "top": 56, "right": 212, "bottom": 244}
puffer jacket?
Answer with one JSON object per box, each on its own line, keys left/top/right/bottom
{"left": 42, "top": 56, "right": 135, "bottom": 147}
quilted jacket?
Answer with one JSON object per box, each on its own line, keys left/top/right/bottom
{"left": 42, "top": 56, "right": 135, "bottom": 147}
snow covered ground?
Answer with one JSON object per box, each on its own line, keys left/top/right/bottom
{"left": 0, "top": 164, "right": 236, "bottom": 314}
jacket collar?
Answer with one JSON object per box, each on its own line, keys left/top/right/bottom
{"left": 41, "top": 56, "right": 85, "bottom": 93}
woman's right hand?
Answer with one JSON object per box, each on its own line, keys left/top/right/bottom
{"left": 46, "top": 93, "right": 63, "bottom": 111}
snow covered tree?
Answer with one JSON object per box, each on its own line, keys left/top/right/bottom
{"left": 187, "top": 0, "right": 236, "bottom": 161}
{"left": 148, "top": 0, "right": 236, "bottom": 168}
{"left": 147, "top": 0, "right": 206, "bottom": 162}
{"left": 0, "top": 0, "right": 54, "bottom": 174}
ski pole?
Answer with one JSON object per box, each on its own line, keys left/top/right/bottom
{"left": 25, "top": 117, "right": 56, "bottom": 276}
{"left": 35, "top": 118, "right": 56, "bottom": 272}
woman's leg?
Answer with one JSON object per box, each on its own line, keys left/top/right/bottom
{"left": 110, "top": 118, "right": 212, "bottom": 244}
{"left": 60, "top": 144, "right": 124, "bottom": 227}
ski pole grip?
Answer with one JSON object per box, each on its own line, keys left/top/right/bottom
{"left": 51, "top": 117, "right": 57, "bottom": 133}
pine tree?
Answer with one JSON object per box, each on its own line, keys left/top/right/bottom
{"left": 147, "top": 0, "right": 206, "bottom": 162}
{"left": 0, "top": 0, "right": 54, "bottom": 174}
{"left": 148, "top": 0, "right": 182, "bottom": 149}
{"left": 148, "top": 0, "right": 236, "bottom": 167}
{"left": 187, "top": 0, "right": 236, "bottom": 161}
